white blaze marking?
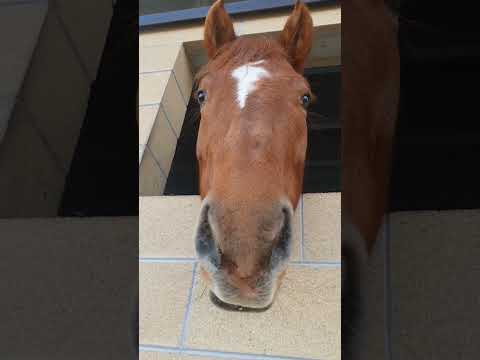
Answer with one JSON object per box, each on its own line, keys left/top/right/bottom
{"left": 232, "top": 60, "right": 270, "bottom": 109}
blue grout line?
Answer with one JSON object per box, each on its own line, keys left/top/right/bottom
{"left": 140, "top": 101, "right": 162, "bottom": 107}
{"left": 153, "top": 147, "right": 167, "bottom": 178}
{"left": 172, "top": 69, "right": 188, "bottom": 106}
{"left": 160, "top": 103, "right": 179, "bottom": 139}
{"left": 179, "top": 262, "right": 197, "bottom": 348}
{"left": 139, "top": 103, "right": 161, "bottom": 108}
{"left": 290, "top": 261, "right": 341, "bottom": 267}
{"left": 142, "top": 145, "right": 167, "bottom": 179}
{"left": 139, "top": 344, "right": 325, "bottom": 360}
{"left": 139, "top": 69, "right": 172, "bottom": 75}
{"left": 184, "top": 348, "right": 321, "bottom": 360}
{"left": 139, "top": 258, "right": 196, "bottom": 263}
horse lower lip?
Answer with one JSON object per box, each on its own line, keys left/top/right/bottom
{"left": 209, "top": 291, "right": 271, "bottom": 312}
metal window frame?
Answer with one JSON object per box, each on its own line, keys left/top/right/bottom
{"left": 140, "top": 0, "right": 337, "bottom": 29}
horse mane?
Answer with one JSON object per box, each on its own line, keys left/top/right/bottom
{"left": 195, "top": 35, "right": 288, "bottom": 87}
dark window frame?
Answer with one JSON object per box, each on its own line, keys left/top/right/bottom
{"left": 140, "top": 0, "right": 337, "bottom": 29}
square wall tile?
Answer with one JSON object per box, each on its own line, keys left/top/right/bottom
{"left": 162, "top": 75, "right": 187, "bottom": 137}
{"left": 183, "top": 42, "right": 206, "bottom": 74}
{"left": 148, "top": 107, "right": 178, "bottom": 175}
{"left": 185, "top": 265, "right": 340, "bottom": 360}
{"left": 139, "top": 147, "right": 166, "bottom": 196}
{"left": 140, "top": 263, "right": 194, "bottom": 347}
{"left": 139, "top": 72, "right": 170, "bottom": 106}
{"left": 173, "top": 45, "right": 194, "bottom": 102}
{"left": 139, "top": 43, "right": 182, "bottom": 73}
{"left": 139, "top": 25, "right": 203, "bottom": 47}
{"left": 311, "top": 6, "right": 341, "bottom": 28}
{"left": 139, "top": 105, "right": 159, "bottom": 146}
{"left": 140, "top": 196, "right": 201, "bottom": 258}
{"left": 303, "top": 193, "right": 341, "bottom": 262}
{"left": 238, "top": 12, "right": 287, "bottom": 36}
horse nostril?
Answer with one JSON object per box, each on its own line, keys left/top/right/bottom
{"left": 195, "top": 203, "right": 222, "bottom": 268}
{"left": 269, "top": 205, "right": 292, "bottom": 269}
{"left": 195, "top": 204, "right": 213, "bottom": 254}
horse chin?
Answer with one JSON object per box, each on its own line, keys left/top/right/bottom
{"left": 195, "top": 195, "right": 294, "bottom": 311}
{"left": 209, "top": 290, "right": 273, "bottom": 312}
{"left": 209, "top": 283, "right": 276, "bottom": 311}
{"left": 201, "top": 263, "right": 281, "bottom": 311}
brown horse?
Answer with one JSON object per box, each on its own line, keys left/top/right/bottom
{"left": 193, "top": 0, "right": 313, "bottom": 309}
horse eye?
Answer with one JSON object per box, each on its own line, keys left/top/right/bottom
{"left": 196, "top": 90, "right": 207, "bottom": 105}
{"left": 301, "top": 94, "right": 311, "bottom": 109}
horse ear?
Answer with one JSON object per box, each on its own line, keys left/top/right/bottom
{"left": 204, "top": 0, "right": 236, "bottom": 59}
{"left": 279, "top": 1, "right": 313, "bottom": 73}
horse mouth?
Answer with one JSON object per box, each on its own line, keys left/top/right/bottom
{"left": 209, "top": 291, "right": 272, "bottom": 312}
{"left": 195, "top": 199, "right": 293, "bottom": 312}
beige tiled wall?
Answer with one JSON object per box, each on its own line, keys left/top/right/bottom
{"left": 140, "top": 262, "right": 194, "bottom": 347}
{"left": 185, "top": 266, "right": 340, "bottom": 359}
{"left": 138, "top": 43, "right": 193, "bottom": 195}
{"left": 303, "top": 193, "right": 341, "bottom": 261}
{"left": 139, "top": 193, "right": 340, "bottom": 360}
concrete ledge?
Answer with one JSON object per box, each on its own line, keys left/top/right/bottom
{"left": 139, "top": 193, "right": 339, "bottom": 262}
